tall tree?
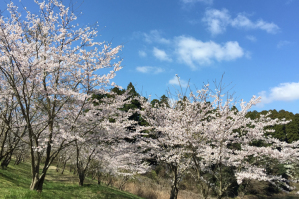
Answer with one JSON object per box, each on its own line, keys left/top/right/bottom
{"left": 0, "top": 0, "right": 123, "bottom": 192}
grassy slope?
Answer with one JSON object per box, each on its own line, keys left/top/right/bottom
{"left": 0, "top": 161, "right": 143, "bottom": 199}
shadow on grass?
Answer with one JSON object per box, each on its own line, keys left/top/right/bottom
{"left": 0, "top": 168, "right": 31, "bottom": 188}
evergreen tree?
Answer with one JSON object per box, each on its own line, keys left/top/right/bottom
{"left": 159, "top": 95, "right": 170, "bottom": 108}
{"left": 151, "top": 99, "right": 160, "bottom": 107}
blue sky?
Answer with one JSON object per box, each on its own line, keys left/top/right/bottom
{"left": 1, "top": 0, "right": 299, "bottom": 113}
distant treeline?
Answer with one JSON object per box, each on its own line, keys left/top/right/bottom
{"left": 246, "top": 110, "right": 299, "bottom": 143}
{"left": 106, "top": 82, "right": 299, "bottom": 144}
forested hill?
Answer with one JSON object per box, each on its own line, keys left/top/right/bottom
{"left": 246, "top": 110, "right": 299, "bottom": 143}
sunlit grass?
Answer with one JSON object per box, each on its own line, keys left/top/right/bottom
{"left": 0, "top": 161, "right": 143, "bottom": 199}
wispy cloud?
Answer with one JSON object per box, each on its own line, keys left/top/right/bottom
{"left": 174, "top": 36, "right": 244, "bottom": 69}
{"left": 277, "top": 40, "right": 291, "bottom": 48}
{"left": 231, "top": 14, "right": 279, "bottom": 33}
{"left": 138, "top": 50, "right": 147, "bottom": 57}
{"left": 180, "top": 0, "right": 213, "bottom": 4}
{"left": 136, "top": 66, "right": 164, "bottom": 74}
{"left": 246, "top": 35, "right": 257, "bottom": 42}
{"left": 143, "top": 30, "right": 171, "bottom": 44}
{"left": 153, "top": 47, "right": 172, "bottom": 62}
{"left": 168, "top": 75, "right": 188, "bottom": 88}
{"left": 203, "top": 9, "right": 280, "bottom": 36}
{"left": 258, "top": 82, "right": 299, "bottom": 106}
{"left": 202, "top": 9, "right": 231, "bottom": 36}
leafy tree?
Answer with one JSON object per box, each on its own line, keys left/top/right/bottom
{"left": 150, "top": 99, "right": 160, "bottom": 107}
{"left": 160, "top": 95, "right": 170, "bottom": 108}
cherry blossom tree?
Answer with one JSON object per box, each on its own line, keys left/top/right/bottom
{"left": 0, "top": 94, "right": 27, "bottom": 168}
{"left": 70, "top": 90, "right": 149, "bottom": 186}
{"left": 137, "top": 95, "right": 196, "bottom": 199}
{"left": 187, "top": 95, "right": 296, "bottom": 199}
{"left": 0, "top": 0, "right": 124, "bottom": 192}
{"left": 136, "top": 79, "right": 299, "bottom": 199}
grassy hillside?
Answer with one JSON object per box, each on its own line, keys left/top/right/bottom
{"left": 0, "top": 161, "right": 143, "bottom": 199}
{"left": 2, "top": 161, "right": 299, "bottom": 199}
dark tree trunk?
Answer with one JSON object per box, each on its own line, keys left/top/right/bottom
{"left": 30, "top": 172, "right": 46, "bottom": 192}
{"left": 56, "top": 163, "right": 60, "bottom": 172}
{"left": 78, "top": 171, "right": 85, "bottom": 186}
{"left": 119, "top": 176, "right": 129, "bottom": 190}
{"left": 14, "top": 153, "right": 24, "bottom": 165}
{"left": 1, "top": 151, "right": 12, "bottom": 169}
{"left": 61, "top": 160, "right": 67, "bottom": 174}
{"left": 170, "top": 182, "right": 179, "bottom": 199}
{"left": 107, "top": 175, "right": 114, "bottom": 187}
{"left": 29, "top": 138, "right": 58, "bottom": 192}
{"left": 169, "top": 165, "right": 180, "bottom": 199}
{"left": 97, "top": 172, "right": 102, "bottom": 185}
{"left": 73, "top": 166, "right": 77, "bottom": 175}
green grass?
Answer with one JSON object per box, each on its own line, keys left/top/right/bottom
{"left": 0, "top": 161, "right": 144, "bottom": 199}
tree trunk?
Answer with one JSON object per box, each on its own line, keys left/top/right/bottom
{"left": 1, "top": 151, "right": 12, "bottom": 169}
{"left": 29, "top": 141, "right": 57, "bottom": 192}
{"left": 56, "top": 163, "right": 59, "bottom": 172}
{"left": 97, "top": 173, "right": 102, "bottom": 185}
{"left": 170, "top": 184, "right": 179, "bottom": 199}
{"left": 199, "top": 181, "right": 210, "bottom": 199}
{"left": 61, "top": 160, "right": 67, "bottom": 174}
{"left": 169, "top": 165, "right": 180, "bottom": 199}
{"left": 78, "top": 171, "right": 85, "bottom": 186}
{"left": 107, "top": 175, "right": 114, "bottom": 187}
{"left": 14, "top": 153, "right": 23, "bottom": 165}
{"left": 30, "top": 172, "right": 46, "bottom": 192}
{"left": 119, "top": 176, "right": 129, "bottom": 190}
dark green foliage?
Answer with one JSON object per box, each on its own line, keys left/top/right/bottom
{"left": 110, "top": 87, "right": 126, "bottom": 95}
{"left": 91, "top": 82, "right": 149, "bottom": 129}
{"left": 265, "top": 159, "right": 288, "bottom": 178}
{"left": 230, "top": 105, "right": 239, "bottom": 113}
{"left": 121, "top": 83, "right": 144, "bottom": 125}
{"left": 150, "top": 99, "right": 160, "bottom": 107}
{"left": 150, "top": 95, "right": 170, "bottom": 108}
{"left": 246, "top": 110, "right": 299, "bottom": 143}
{"left": 126, "top": 82, "right": 139, "bottom": 97}
{"left": 159, "top": 95, "right": 170, "bottom": 108}
{"left": 246, "top": 110, "right": 259, "bottom": 120}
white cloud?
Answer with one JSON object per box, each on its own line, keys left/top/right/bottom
{"left": 143, "top": 30, "right": 170, "bottom": 44}
{"left": 138, "top": 50, "right": 147, "bottom": 57}
{"left": 202, "top": 9, "right": 231, "bottom": 36}
{"left": 203, "top": 9, "right": 280, "bottom": 35}
{"left": 181, "top": 0, "right": 213, "bottom": 4}
{"left": 169, "top": 75, "right": 188, "bottom": 88}
{"left": 153, "top": 47, "right": 172, "bottom": 62}
{"left": 254, "top": 20, "right": 279, "bottom": 34}
{"left": 175, "top": 36, "right": 244, "bottom": 69}
{"left": 258, "top": 82, "right": 299, "bottom": 106}
{"left": 277, "top": 40, "right": 291, "bottom": 48}
{"left": 136, "top": 66, "right": 164, "bottom": 74}
{"left": 246, "top": 35, "right": 257, "bottom": 42}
